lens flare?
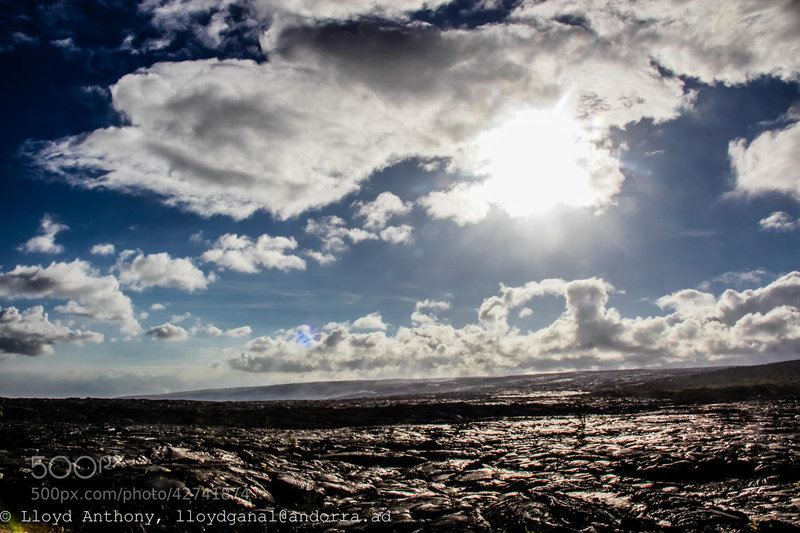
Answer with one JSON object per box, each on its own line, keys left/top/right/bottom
{"left": 295, "top": 325, "right": 321, "bottom": 347}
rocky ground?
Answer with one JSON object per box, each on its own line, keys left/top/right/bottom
{"left": 1, "top": 397, "right": 799, "bottom": 532}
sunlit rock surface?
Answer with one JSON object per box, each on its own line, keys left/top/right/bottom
{"left": 3, "top": 362, "right": 800, "bottom": 531}
{"left": 1, "top": 395, "right": 798, "bottom": 532}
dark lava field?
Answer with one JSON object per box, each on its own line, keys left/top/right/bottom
{"left": 1, "top": 362, "right": 799, "bottom": 532}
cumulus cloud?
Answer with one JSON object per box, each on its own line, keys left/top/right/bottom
{"left": 304, "top": 250, "right": 337, "bottom": 265}
{"left": 478, "top": 279, "right": 568, "bottom": 327}
{"left": 0, "top": 305, "right": 103, "bottom": 356}
{"left": 19, "top": 215, "right": 68, "bottom": 254}
{"left": 223, "top": 325, "right": 252, "bottom": 337}
{"left": 90, "top": 243, "right": 116, "bottom": 255}
{"left": 114, "top": 250, "right": 213, "bottom": 292}
{"left": 411, "top": 298, "right": 451, "bottom": 325}
{"left": 379, "top": 225, "right": 413, "bottom": 245}
{"left": 0, "top": 260, "right": 140, "bottom": 335}
{"left": 657, "top": 289, "right": 718, "bottom": 319}
{"left": 137, "top": 0, "right": 246, "bottom": 51}
{"left": 202, "top": 233, "right": 306, "bottom": 273}
{"left": 418, "top": 183, "right": 491, "bottom": 226}
{"left": 139, "top": 0, "right": 452, "bottom": 55}
{"left": 698, "top": 269, "right": 771, "bottom": 291}
{"left": 305, "top": 216, "right": 377, "bottom": 254}
{"left": 200, "top": 324, "right": 222, "bottom": 336}
{"left": 519, "top": 307, "right": 533, "bottom": 318}
{"left": 351, "top": 312, "right": 387, "bottom": 331}
{"left": 170, "top": 312, "right": 191, "bottom": 323}
{"left": 514, "top": 0, "right": 800, "bottom": 85}
{"left": 31, "top": 5, "right": 684, "bottom": 222}
{"left": 260, "top": 0, "right": 448, "bottom": 25}
{"left": 759, "top": 211, "right": 800, "bottom": 232}
{"left": 145, "top": 322, "right": 188, "bottom": 341}
{"left": 192, "top": 323, "right": 252, "bottom": 337}
{"left": 416, "top": 299, "right": 451, "bottom": 313}
{"left": 353, "top": 192, "right": 411, "bottom": 231}
{"left": 227, "top": 272, "right": 800, "bottom": 377}
{"left": 715, "top": 272, "right": 800, "bottom": 326}
{"left": 729, "top": 121, "right": 800, "bottom": 201}
{"left": 150, "top": 303, "right": 166, "bottom": 311}
{"left": 31, "top": 1, "right": 800, "bottom": 227}
{"left": 305, "top": 212, "right": 413, "bottom": 258}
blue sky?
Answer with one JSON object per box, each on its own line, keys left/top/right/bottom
{"left": 1, "top": 0, "right": 799, "bottom": 397}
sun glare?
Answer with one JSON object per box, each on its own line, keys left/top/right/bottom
{"left": 472, "top": 107, "right": 605, "bottom": 217}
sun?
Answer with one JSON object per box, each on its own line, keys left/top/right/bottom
{"left": 471, "top": 107, "right": 606, "bottom": 217}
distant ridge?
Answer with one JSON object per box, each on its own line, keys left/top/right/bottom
{"left": 120, "top": 367, "right": 706, "bottom": 401}
{"left": 121, "top": 359, "right": 800, "bottom": 402}
{"left": 609, "top": 357, "right": 800, "bottom": 399}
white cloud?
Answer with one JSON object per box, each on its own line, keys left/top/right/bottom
{"left": 478, "top": 278, "right": 568, "bottom": 327}
{"left": 0, "top": 260, "right": 140, "bottom": 335}
{"left": 150, "top": 303, "right": 166, "bottom": 311}
{"left": 170, "top": 312, "right": 191, "bottom": 324}
{"left": 379, "top": 225, "right": 413, "bottom": 245}
{"left": 351, "top": 312, "right": 387, "bottom": 331}
{"left": 19, "top": 215, "right": 68, "bottom": 254}
{"left": 353, "top": 192, "right": 411, "bottom": 231}
{"left": 201, "top": 324, "right": 223, "bottom": 336}
{"left": 138, "top": 0, "right": 241, "bottom": 48}
{"left": 261, "top": 0, "right": 447, "bottom": 24}
{"left": 0, "top": 305, "right": 103, "bottom": 356}
{"left": 514, "top": 0, "right": 800, "bottom": 85}
{"left": 33, "top": 14, "right": 681, "bottom": 222}
{"left": 145, "top": 322, "right": 188, "bottom": 341}
{"left": 759, "top": 211, "right": 800, "bottom": 232}
{"left": 411, "top": 299, "right": 450, "bottom": 325}
{"left": 415, "top": 299, "right": 451, "bottom": 313}
{"left": 698, "top": 268, "right": 771, "bottom": 291}
{"left": 32, "top": 1, "right": 800, "bottom": 225}
{"left": 732, "top": 305, "right": 800, "bottom": 342}
{"left": 304, "top": 250, "right": 337, "bottom": 265}
{"left": 418, "top": 183, "right": 491, "bottom": 227}
{"left": 90, "top": 243, "right": 116, "bottom": 255}
{"left": 224, "top": 325, "right": 252, "bottom": 338}
{"left": 190, "top": 322, "right": 251, "bottom": 338}
{"left": 202, "top": 233, "right": 306, "bottom": 273}
{"left": 305, "top": 216, "right": 377, "bottom": 254}
{"left": 729, "top": 121, "right": 800, "bottom": 202}
{"left": 657, "top": 288, "right": 718, "bottom": 319}
{"left": 715, "top": 272, "right": 800, "bottom": 326}
{"left": 409, "top": 311, "right": 434, "bottom": 326}
{"left": 114, "top": 250, "right": 213, "bottom": 292}
{"left": 519, "top": 307, "right": 533, "bottom": 318}
{"left": 228, "top": 272, "right": 800, "bottom": 377}
{"left": 138, "top": 0, "right": 453, "bottom": 55}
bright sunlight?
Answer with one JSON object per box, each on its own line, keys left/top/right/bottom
{"left": 470, "top": 107, "right": 616, "bottom": 217}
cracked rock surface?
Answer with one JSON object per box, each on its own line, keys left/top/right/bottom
{"left": 0, "top": 397, "right": 798, "bottom": 532}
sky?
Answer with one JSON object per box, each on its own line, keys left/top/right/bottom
{"left": 1, "top": 0, "right": 799, "bottom": 397}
